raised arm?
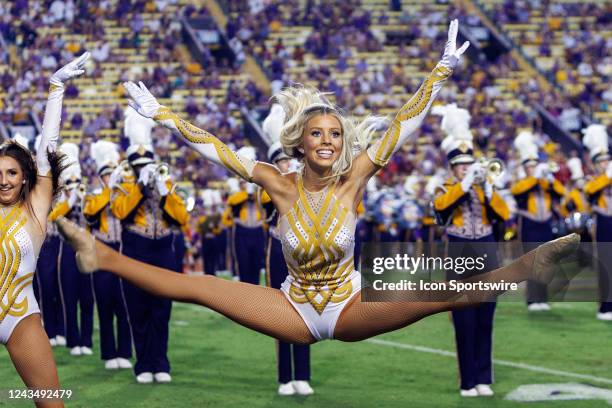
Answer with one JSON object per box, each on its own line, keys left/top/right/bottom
{"left": 123, "top": 81, "right": 283, "bottom": 191}
{"left": 32, "top": 52, "right": 90, "bottom": 221}
{"left": 352, "top": 20, "right": 469, "bottom": 180}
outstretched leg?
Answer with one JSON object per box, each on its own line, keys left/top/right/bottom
{"left": 56, "top": 218, "right": 315, "bottom": 345}
{"left": 334, "top": 234, "right": 580, "bottom": 341}
{"left": 6, "top": 314, "right": 63, "bottom": 408}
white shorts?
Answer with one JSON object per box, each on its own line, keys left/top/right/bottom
{"left": 0, "top": 284, "right": 40, "bottom": 344}
{"left": 281, "top": 271, "right": 361, "bottom": 341}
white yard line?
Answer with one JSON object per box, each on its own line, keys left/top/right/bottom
{"left": 366, "top": 338, "right": 612, "bottom": 385}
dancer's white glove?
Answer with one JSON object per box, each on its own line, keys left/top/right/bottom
{"left": 123, "top": 81, "right": 162, "bottom": 118}
{"left": 461, "top": 163, "right": 480, "bottom": 192}
{"left": 138, "top": 163, "right": 157, "bottom": 186}
{"left": 50, "top": 52, "right": 90, "bottom": 87}
{"left": 438, "top": 19, "right": 470, "bottom": 70}
{"left": 606, "top": 161, "right": 612, "bottom": 179}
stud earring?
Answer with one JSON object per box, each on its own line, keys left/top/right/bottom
{"left": 22, "top": 180, "right": 26, "bottom": 184}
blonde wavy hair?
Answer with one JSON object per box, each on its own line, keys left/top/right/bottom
{"left": 274, "top": 85, "right": 384, "bottom": 180}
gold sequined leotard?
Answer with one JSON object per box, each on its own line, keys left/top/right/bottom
{"left": 0, "top": 206, "right": 39, "bottom": 343}
{"left": 278, "top": 174, "right": 357, "bottom": 314}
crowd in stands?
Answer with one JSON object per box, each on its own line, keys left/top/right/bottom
{"left": 480, "top": 0, "right": 610, "bottom": 128}
{"left": 0, "top": 0, "right": 608, "bottom": 227}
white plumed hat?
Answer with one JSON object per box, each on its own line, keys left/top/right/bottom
{"left": 236, "top": 146, "right": 257, "bottom": 162}
{"left": 124, "top": 106, "right": 156, "bottom": 166}
{"left": 433, "top": 103, "right": 474, "bottom": 165}
{"left": 262, "top": 104, "right": 290, "bottom": 164}
{"left": 582, "top": 124, "right": 609, "bottom": 162}
{"left": 226, "top": 178, "right": 240, "bottom": 194}
{"left": 91, "top": 140, "right": 120, "bottom": 176}
{"left": 12, "top": 133, "right": 29, "bottom": 151}
{"left": 513, "top": 131, "right": 539, "bottom": 165}
{"left": 59, "top": 142, "right": 81, "bottom": 185}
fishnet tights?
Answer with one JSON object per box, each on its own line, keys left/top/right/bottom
{"left": 5, "top": 314, "right": 63, "bottom": 408}
{"left": 96, "top": 234, "right": 577, "bottom": 344}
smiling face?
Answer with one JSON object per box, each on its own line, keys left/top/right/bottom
{"left": 301, "top": 114, "right": 343, "bottom": 175}
{"left": 0, "top": 156, "right": 25, "bottom": 206}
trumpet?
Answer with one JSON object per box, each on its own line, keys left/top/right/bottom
{"left": 119, "top": 160, "right": 135, "bottom": 182}
{"left": 547, "top": 160, "right": 560, "bottom": 173}
{"left": 155, "top": 163, "right": 170, "bottom": 180}
{"left": 474, "top": 158, "right": 505, "bottom": 185}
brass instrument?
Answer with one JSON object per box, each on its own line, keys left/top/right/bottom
{"left": 155, "top": 162, "right": 170, "bottom": 181}
{"left": 474, "top": 158, "right": 505, "bottom": 185}
{"left": 547, "top": 160, "right": 560, "bottom": 174}
{"left": 119, "top": 160, "right": 135, "bottom": 182}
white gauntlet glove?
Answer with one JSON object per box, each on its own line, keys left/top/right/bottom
{"left": 438, "top": 19, "right": 470, "bottom": 70}
{"left": 50, "top": 52, "right": 90, "bottom": 87}
{"left": 461, "top": 163, "right": 480, "bottom": 192}
{"left": 123, "top": 81, "right": 162, "bottom": 118}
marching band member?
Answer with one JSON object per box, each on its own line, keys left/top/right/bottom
{"left": 31, "top": 135, "right": 65, "bottom": 347}
{"left": 111, "top": 107, "right": 188, "bottom": 383}
{"left": 560, "top": 157, "right": 591, "bottom": 267}
{"left": 433, "top": 103, "right": 510, "bottom": 397}
{"left": 226, "top": 148, "right": 266, "bottom": 285}
{"left": 49, "top": 142, "right": 94, "bottom": 356}
{"left": 582, "top": 124, "right": 612, "bottom": 321}
{"left": 374, "top": 190, "right": 400, "bottom": 243}
{"left": 261, "top": 105, "right": 313, "bottom": 396}
{"left": 511, "top": 131, "right": 566, "bottom": 311}
{"left": 398, "top": 174, "right": 424, "bottom": 244}
{"left": 197, "top": 189, "right": 221, "bottom": 276}
{"left": 83, "top": 141, "right": 132, "bottom": 370}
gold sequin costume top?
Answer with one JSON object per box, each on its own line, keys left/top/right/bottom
{"left": 278, "top": 174, "right": 356, "bottom": 315}
{"left": 0, "top": 206, "right": 39, "bottom": 343}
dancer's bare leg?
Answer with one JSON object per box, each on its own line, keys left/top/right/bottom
{"left": 334, "top": 234, "right": 580, "bottom": 341}
{"left": 6, "top": 314, "right": 63, "bottom": 408}
{"left": 56, "top": 218, "right": 315, "bottom": 345}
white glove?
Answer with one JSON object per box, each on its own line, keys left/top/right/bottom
{"left": 123, "top": 81, "right": 162, "bottom": 118}
{"left": 606, "top": 161, "right": 612, "bottom": 179}
{"left": 156, "top": 177, "right": 169, "bottom": 196}
{"left": 138, "top": 163, "right": 157, "bottom": 186}
{"left": 108, "top": 165, "right": 122, "bottom": 189}
{"left": 67, "top": 190, "right": 78, "bottom": 209}
{"left": 484, "top": 181, "right": 494, "bottom": 200}
{"left": 461, "top": 163, "right": 480, "bottom": 192}
{"left": 438, "top": 19, "right": 470, "bottom": 70}
{"left": 50, "top": 52, "right": 90, "bottom": 87}
{"left": 534, "top": 163, "right": 546, "bottom": 179}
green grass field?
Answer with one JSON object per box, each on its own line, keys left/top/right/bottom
{"left": 1, "top": 301, "right": 611, "bottom": 407}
